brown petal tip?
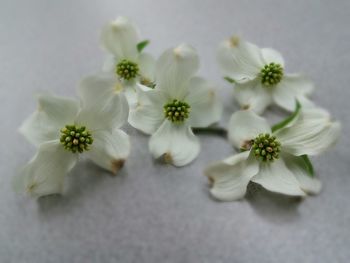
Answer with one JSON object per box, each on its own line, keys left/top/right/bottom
{"left": 163, "top": 152, "right": 173, "bottom": 164}
{"left": 207, "top": 175, "right": 215, "bottom": 187}
{"left": 111, "top": 159, "right": 125, "bottom": 175}
{"left": 229, "top": 36, "right": 240, "bottom": 47}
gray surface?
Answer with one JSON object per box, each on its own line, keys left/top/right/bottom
{"left": 1, "top": 0, "right": 350, "bottom": 262}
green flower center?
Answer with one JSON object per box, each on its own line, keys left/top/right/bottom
{"left": 116, "top": 59, "right": 139, "bottom": 80}
{"left": 252, "top": 133, "right": 281, "bottom": 162}
{"left": 261, "top": 63, "right": 283, "bottom": 86}
{"left": 163, "top": 99, "right": 190, "bottom": 123}
{"left": 60, "top": 125, "right": 93, "bottom": 153}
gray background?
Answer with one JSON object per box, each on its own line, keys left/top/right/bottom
{"left": 1, "top": 0, "right": 350, "bottom": 262}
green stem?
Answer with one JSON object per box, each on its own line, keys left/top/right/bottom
{"left": 192, "top": 127, "right": 227, "bottom": 137}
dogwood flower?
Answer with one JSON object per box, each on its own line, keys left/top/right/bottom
{"left": 99, "top": 16, "right": 156, "bottom": 106}
{"left": 204, "top": 104, "right": 340, "bottom": 201}
{"left": 13, "top": 93, "right": 130, "bottom": 197}
{"left": 129, "top": 44, "right": 222, "bottom": 166}
{"left": 217, "top": 36, "right": 314, "bottom": 114}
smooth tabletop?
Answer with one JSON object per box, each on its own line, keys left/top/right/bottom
{"left": 1, "top": 0, "right": 350, "bottom": 262}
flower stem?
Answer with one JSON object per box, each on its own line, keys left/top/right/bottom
{"left": 192, "top": 127, "right": 227, "bottom": 137}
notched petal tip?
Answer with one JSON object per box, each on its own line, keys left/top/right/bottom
{"left": 207, "top": 175, "right": 215, "bottom": 187}
{"left": 173, "top": 47, "right": 184, "bottom": 58}
{"left": 26, "top": 183, "right": 37, "bottom": 193}
{"left": 110, "top": 17, "right": 129, "bottom": 30}
{"left": 241, "top": 104, "right": 251, "bottom": 110}
{"left": 163, "top": 152, "right": 173, "bottom": 164}
{"left": 111, "top": 159, "right": 125, "bottom": 175}
{"left": 228, "top": 36, "right": 240, "bottom": 47}
{"left": 172, "top": 44, "right": 195, "bottom": 59}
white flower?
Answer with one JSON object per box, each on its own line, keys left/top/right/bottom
{"left": 98, "top": 16, "right": 156, "bottom": 107}
{"left": 13, "top": 93, "right": 130, "bottom": 198}
{"left": 129, "top": 44, "right": 223, "bottom": 166}
{"left": 204, "top": 105, "right": 340, "bottom": 201}
{"left": 217, "top": 36, "right": 314, "bottom": 114}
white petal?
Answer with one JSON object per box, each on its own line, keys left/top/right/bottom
{"left": 19, "top": 94, "right": 79, "bottom": 147}
{"left": 297, "top": 96, "right": 315, "bottom": 109}
{"left": 217, "top": 37, "right": 264, "bottom": 83}
{"left": 13, "top": 141, "right": 77, "bottom": 197}
{"left": 123, "top": 83, "right": 139, "bottom": 108}
{"left": 233, "top": 80, "right": 272, "bottom": 114}
{"left": 100, "top": 16, "right": 139, "bottom": 60}
{"left": 37, "top": 94, "right": 79, "bottom": 125}
{"left": 128, "top": 89, "right": 168, "bottom": 134}
{"left": 86, "top": 129, "right": 130, "bottom": 174}
{"left": 272, "top": 74, "right": 314, "bottom": 112}
{"left": 19, "top": 111, "right": 59, "bottom": 147}
{"left": 137, "top": 82, "right": 154, "bottom": 92}
{"left": 261, "top": 48, "right": 285, "bottom": 67}
{"left": 251, "top": 159, "right": 305, "bottom": 196}
{"left": 79, "top": 72, "right": 137, "bottom": 116}
{"left": 78, "top": 72, "right": 118, "bottom": 106}
{"left": 156, "top": 44, "right": 199, "bottom": 98}
{"left": 76, "top": 83, "right": 129, "bottom": 131}
{"left": 138, "top": 52, "right": 156, "bottom": 82}
{"left": 204, "top": 151, "right": 259, "bottom": 201}
{"left": 79, "top": 73, "right": 131, "bottom": 128}
{"left": 275, "top": 107, "right": 341, "bottom": 156}
{"left": 102, "top": 54, "right": 117, "bottom": 73}
{"left": 228, "top": 110, "right": 271, "bottom": 150}
{"left": 149, "top": 121, "right": 200, "bottom": 166}
{"left": 185, "top": 77, "right": 222, "bottom": 128}
{"left": 282, "top": 153, "right": 321, "bottom": 194}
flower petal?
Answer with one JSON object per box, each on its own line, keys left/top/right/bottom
{"left": 76, "top": 86, "right": 129, "bottom": 131}
{"left": 19, "top": 111, "right": 59, "bottom": 147}
{"left": 228, "top": 110, "right": 271, "bottom": 150}
{"left": 156, "top": 44, "right": 199, "bottom": 98}
{"left": 78, "top": 72, "right": 118, "bottom": 106}
{"left": 79, "top": 72, "right": 136, "bottom": 117}
{"left": 261, "top": 48, "right": 285, "bottom": 67}
{"left": 100, "top": 16, "right": 139, "bottom": 60}
{"left": 13, "top": 141, "right": 77, "bottom": 197}
{"left": 149, "top": 121, "right": 200, "bottom": 166}
{"left": 128, "top": 89, "right": 168, "bottom": 134}
{"left": 251, "top": 159, "right": 305, "bottom": 196}
{"left": 204, "top": 151, "right": 259, "bottom": 201}
{"left": 272, "top": 74, "right": 314, "bottom": 112}
{"left": 123, "top": 83, "right": 139, "bottom": 108}
{"left": 233, "top": 80, "right": 272, "bottom": 114}
{"left": 217, "top": 37, "right": 264, "bottom": 83}
{"left": 19, "top": 94, "right": 79, "bottom": 147}
{"left": 102, "top": 54, "right": 117, "bottom": 73}
{"left": 275, "top": 107, "right": 341, "bottom": 156}
{"left": 139, "top": 52, "right": 156, "bottom": 82}
{"left": 185, "top": 77, "right": 222, "bottom": 128}
{"left": 80, "top": 72, "right": 139, "bottom": 110}
{"left": 86, "top": 129, "right": 130, "bottom": 174}
{"left": 282, "top": 153, "right": 321, "bottom": 194}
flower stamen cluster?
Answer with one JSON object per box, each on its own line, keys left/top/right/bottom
{"left": 60, "top": 125, "right": 93, "bottom": 153}
{"left": 163, "top": 99, "right": 190, "bottom": 123}
{"left": 116, "top": 59, "right": 139, "bottom": 80}
{"left": 252, "top": 133, "right": 281, "bottom": 162}
{"left": 260, "top": 63, "right": 283, "bottom": 86}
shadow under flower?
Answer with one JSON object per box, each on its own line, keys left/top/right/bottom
{"left": 245, "top": 182, "right": 303, "bottom": 223}
{"left": 37, "top": 159, "right": 129, "bottom": 216}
